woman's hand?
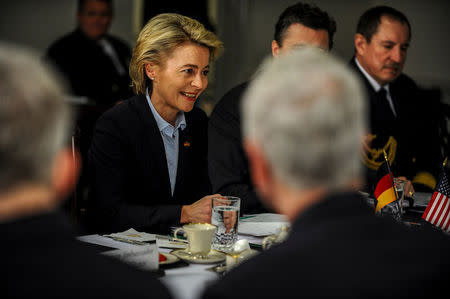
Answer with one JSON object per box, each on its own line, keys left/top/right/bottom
{"left": 180, "top": 194, "right": 221, "bottom": 224}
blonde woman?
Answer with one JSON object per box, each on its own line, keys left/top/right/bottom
{"left": 89, "top": 13, "right": 223, "bottom": 234}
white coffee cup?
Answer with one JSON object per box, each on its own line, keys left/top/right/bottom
{"left": 174, "top": 223, "right": 216, "bottom": 258}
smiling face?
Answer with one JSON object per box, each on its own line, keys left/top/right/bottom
{"left": 77, "top": 0, "right": 112, "bottom": 40}
{"left": 146, "top": 42, "right": 210, "bottom": 124}
{"left": 272, "top": 23, "right": 330, "bottom": 57}
{"left": 355, "top": 16, "right": 410, "bottom": 86}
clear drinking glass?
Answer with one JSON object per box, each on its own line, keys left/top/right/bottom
{"left": 211, "top": 196, "right": 240, "bottom": 252}
{"left": 394, "top": 178, "right": 405, "bottom": 214}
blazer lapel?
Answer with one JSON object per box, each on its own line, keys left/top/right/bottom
{"left": 131, "top": 95, "right": 172, "bottom": 198}
{"left": 349, "top": 59, "right": 396, "bottom": 130}
{"left": 173, "top": 114, "right": 192, "bottom": 199}
{"left": 389, "top": 86, "right": 402, "bottom": 119}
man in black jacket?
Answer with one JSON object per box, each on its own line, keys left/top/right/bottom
{"left": 202, "top": 46, "right": 450, "bottom": 299}
{"left": 351, "top": 6, "right": 442, "bottom": 195}
{"left": 46, "top": 0, "right": 132, "bottom": 106}
{"left": 46, "top": 0, "right": 133, "bottom": 222}
{"left": 0, "top": 43, "right": 171, "bottom": 299}
{"left": 208, "top": 2, "right": 336, "bottom": 214}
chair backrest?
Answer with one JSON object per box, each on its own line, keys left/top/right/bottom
{"left": 69, "top": 124, "right": 89, "bottom": 231}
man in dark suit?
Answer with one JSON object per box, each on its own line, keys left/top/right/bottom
{"left": 351, "top": 6, "right": 442, "bottom": 195}
{"left": 0, "top": 43, "right": 171, "bottom": 299}
{"left": 208, "top": 2, "right": 336, "bottom": 214}
{"left": 202, "top": 48, "right": 450, "bottom": 299}
{"left": 46, "top": 0, "right": 132, "bottom": 106}
{"left": 46, "top": 0, "right": 133, "bottom": 222}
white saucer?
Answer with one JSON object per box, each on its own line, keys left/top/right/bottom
{"left": 159, "top": 252, "right": 180, "bottom": 265}
{"left": 171, "top": 249, "right": 226, "bottom": 264}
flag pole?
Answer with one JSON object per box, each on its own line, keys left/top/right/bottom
{"left": 383, "top": 150, "right": 399, "bottom": 202}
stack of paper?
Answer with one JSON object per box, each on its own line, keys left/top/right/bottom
{"left": 239, "top": 213, "right": 290, "bottom": 236}
{"left": 104, "top": 228, "right": 156, "bottom": 242}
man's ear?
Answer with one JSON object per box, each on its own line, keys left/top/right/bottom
{"left": 354, "top": 33, "right": 367, "bottom": 56}
{"left": 51, "top": 148, "right": 80, "bottom": 201}
{"left": 244, "top": 140, "right": 272, "bottom": 200}
{"left": 271, "top": 40, "right": 281, "bottom": 57}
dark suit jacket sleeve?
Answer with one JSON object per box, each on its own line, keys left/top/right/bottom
{"left": 349, "top": 58, "right": 442, "bottom": 191}
{"left": 89, "top": 109, "right": 182, "bottom": 233}
{"left": 396, "top": 83, "right": 443, "bottom": 189}
{"left": 208, "top": 83, "right": 268, "bottom": 214}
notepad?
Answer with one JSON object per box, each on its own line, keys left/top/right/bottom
{"left": 239, "top": 213, "right": 289, "bottom": 236}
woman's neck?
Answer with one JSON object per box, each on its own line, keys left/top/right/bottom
{"left": 150, "top": 95, "right": 178, "bottom": 126}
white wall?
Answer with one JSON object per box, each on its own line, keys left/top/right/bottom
{"left": 0, "top": 0, "right": 136, "bottom": 54}
{"left": 214, "top": 0, "right": 450, "bottom": 103}
{"left": 0, "top": 0, "right": 449, "bottom": 103}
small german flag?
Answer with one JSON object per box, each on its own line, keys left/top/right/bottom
{"left": 374, "top": 160, "right": 397, "bottom": 213}
{"left": 184, "top": 141, "right": 191, "bottom": 147}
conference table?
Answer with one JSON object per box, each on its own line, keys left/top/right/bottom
{"left": 78, "top": 192, "right": 432, "bottom": 299}
{"left": 78, "top": 214, "right": 287, "bottom": 299}
{"left": 78, "top": 234, "right": 225, "bottom": 299}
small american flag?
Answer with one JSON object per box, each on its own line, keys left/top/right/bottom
{"left": 422, "top": 160, "right": 450, "bottom": 232}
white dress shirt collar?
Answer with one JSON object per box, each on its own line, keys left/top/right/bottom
{"left": 354, "top": 57, "right": 396, "bottom": 116}
{"left": 354, "top": 57, "right": 391, "bottom": 93}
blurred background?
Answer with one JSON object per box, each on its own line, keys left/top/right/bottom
{"left": 1, "top": 0, "right": 449, "bottom": 108}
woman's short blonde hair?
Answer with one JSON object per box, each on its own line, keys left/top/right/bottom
{"left": 130, "top": 13, "right": 223, "bottom": 95}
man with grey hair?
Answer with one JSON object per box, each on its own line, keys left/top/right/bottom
{"left": 0, "top": 43, "right": 171, "bottom": 298}
{"left": 202, "top": 48, "right": 450, "bottom": 299}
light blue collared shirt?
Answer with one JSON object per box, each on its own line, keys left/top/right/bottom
{"left": 354, "top": 57, "right": 397, "bottom": 117}
{"left": 146, "top": 89, "right": 186, "bottom": 195}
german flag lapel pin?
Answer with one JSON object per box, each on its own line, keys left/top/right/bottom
{"left": 184, "top": 141, "right": 191, "bottom": 147}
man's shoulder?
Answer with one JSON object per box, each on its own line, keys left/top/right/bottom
{"left": 208, "top": 82, "right": 249, "bottom": 140}
{"left": 5, "top": 211, "right": 171, "bottom": 298}
{"left": 211, "top": 81, "right": 249, "bottom": 120}
{"left": 392, "top": 73, "right": 418, "bottom": 89}
{"left": 390, "top": 73, "right": 421, "bottom": 106}
{"left": 184, "top": 106, "right": 208, "bottom": 130}
{"left": 47, "top": 31, "right": 130, "bottom": 55}
{"left": 216, "top": 82, "right": 249, "bottom": 110}
{"left": 188, "top": 106, "right": 208, "bottom": 119}
{"left": 47, "top": 30, "right": 81, "bottom": 54}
